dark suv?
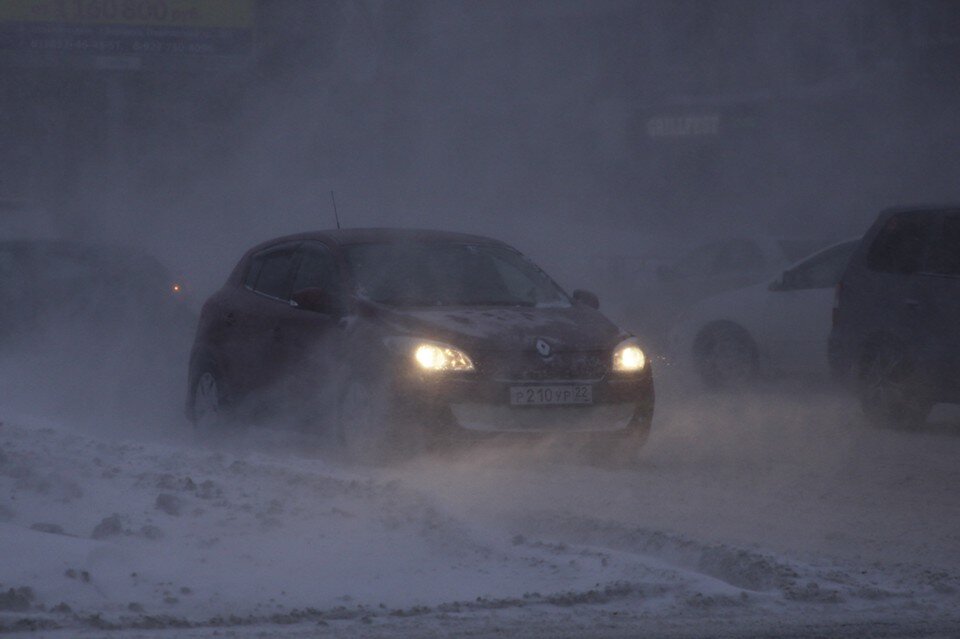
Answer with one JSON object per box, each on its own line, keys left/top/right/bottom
{"left": 187, "top": 229, "right": 654, "bottom": 460}
{"left": 829, "top": 206, "right": 960, "bottom": 426}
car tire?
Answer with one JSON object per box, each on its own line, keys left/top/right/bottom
{"left": 188, "top": 360, "right": 227, "bottom": 431}
{"left": 857, "top": 341, "right": 931, "bottom": 429}
{"left": 693, "top": 323, "right": 759, "bottom": 390}
{"left": 334, "top": 376, "right": 425, "bottom": 464}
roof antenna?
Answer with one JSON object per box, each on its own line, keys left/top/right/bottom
{"left": 330, "top": 190, "right": 342, "bottom": 230}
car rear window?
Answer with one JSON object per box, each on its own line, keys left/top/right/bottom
{"left": 866, "top": 213, "right": 935, "bottom": 274}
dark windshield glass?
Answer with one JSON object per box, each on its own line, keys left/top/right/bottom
{"left": 343, "top": 242, "right": 569, "bottom": 308}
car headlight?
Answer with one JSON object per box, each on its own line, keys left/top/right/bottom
{"left": 613, "top": 339, "right": 646, "bottom": 372}
{"left": 386, "top": 338, "right": 475, "bottom": 372}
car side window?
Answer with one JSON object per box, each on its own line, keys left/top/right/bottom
{"left": 866, "top": 213, "right": 932, "bottom": 274}
{"left": 291, "top": 242, "right": 339, "bottom": 294}
{"left": 927, "top": 214, "right": 960, "bottom": 277}
{"left": 243, "top": 257, "right": 263, "bottom": 290}
{"left": 246, "top": 245, "right": 299, "bottom": 301}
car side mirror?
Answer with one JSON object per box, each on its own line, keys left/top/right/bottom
{"left": 572, "top": 289, "right": 600, "bottom": 310}
{"left": 290, "top": 287, "right": 336, "bottom": 314}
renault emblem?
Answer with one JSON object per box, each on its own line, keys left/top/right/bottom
{"left": 536, "top": 338, "right": 551, "bottom": 358}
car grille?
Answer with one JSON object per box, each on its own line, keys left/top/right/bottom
{"left": 474, "top": 351, "right": 609, "bottom": 381}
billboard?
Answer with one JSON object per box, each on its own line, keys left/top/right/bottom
{"left": 0, "top": 0, "right": 255, "bottom": 58}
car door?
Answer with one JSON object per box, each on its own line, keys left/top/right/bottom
{"left": 759, "top": 241, "right": 858, "bottom": 374}
{"left": 921, "top": 211, "right": 960, "bottom": 394}
{"left": 862, "top": 211, "right": 939, "bottom": 364}
{"left": 266, "top": 240, "right": 345, "bottom": 405}
{"left": 227, "top": 242, "right": 302, "bottom": 397}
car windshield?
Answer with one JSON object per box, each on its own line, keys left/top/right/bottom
{"left": 343, "top": 241, "right": 569, "bottom": 308}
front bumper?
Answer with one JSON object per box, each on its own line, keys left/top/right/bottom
{"left": 389, "top": 368, "right": 655, "bottom": 440}
{"left": 450, "top": 402, "right": 637, "bottom": 432}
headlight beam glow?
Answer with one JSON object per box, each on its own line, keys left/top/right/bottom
{"left": 613, "top": 341, "right": 646, "bottom": 372}
{"left": 413, "top": 342, "right": 475, "bottom": 372}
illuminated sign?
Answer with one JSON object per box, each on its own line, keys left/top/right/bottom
{"left": 0, "top": 0, "right": 255, "bottom": 57}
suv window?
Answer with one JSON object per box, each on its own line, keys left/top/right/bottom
{"left": 291, "top": 242, "right": 339, "bottom": 293}
{"left": 246, "top": 245, "right": 299, "bottom": 300}
{"left": 866, "top": 213, "right": 934, "bottom": 274}
{"left": 928, "top": 214, "right": 960, "bottom": 277}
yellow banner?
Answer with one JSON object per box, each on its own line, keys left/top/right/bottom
{"left": 0, "top": 0, "right": 254, "bottom": 29}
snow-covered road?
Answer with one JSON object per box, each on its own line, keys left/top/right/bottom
{"left": 2, "top": 372, "right": 960, "bottom": 637}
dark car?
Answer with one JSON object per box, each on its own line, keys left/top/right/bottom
{"left": 0, "top": 239, "right": 193, "bottom": 349}
{"left": 186, "top": 228, "right": 654, "bottom": 461}
{"left": 829, "top": 206, "right": 960, "bottom": 427}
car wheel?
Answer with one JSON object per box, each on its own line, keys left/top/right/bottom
{"left": 188, "top": 360, "right": 227, "bottom": 433}
{"left": 857, "top": 342, "right": 930, "bottom": 429}
{"left": 190, "top": 369, "right": 225, "bottom": 431}
{"left": 335, "top": 377, "right": 425, "bottom": 464}
{"left": 693, "top": 323, "right": 759, "bottom": 390}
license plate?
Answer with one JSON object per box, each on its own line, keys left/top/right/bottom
{"left": 510, "top": 385, "right": 593, "bottom": 406}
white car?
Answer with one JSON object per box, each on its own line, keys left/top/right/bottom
{"left": 670, "top": 239, "right": 860, "bottom": 388}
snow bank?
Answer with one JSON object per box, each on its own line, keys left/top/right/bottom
{"left": 1, "top": 415, "right": 958, "bottom": 635}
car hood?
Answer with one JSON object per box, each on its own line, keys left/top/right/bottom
{"left": 372, "top": 304, "right": 628, "bottom": 353}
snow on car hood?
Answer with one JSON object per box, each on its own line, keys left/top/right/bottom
{"left": 372, "top": 304, "right": 627, "bottom": 352}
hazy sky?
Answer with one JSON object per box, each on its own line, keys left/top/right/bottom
{"left": 1, "top": 0, "right": 958, "bottom": 291}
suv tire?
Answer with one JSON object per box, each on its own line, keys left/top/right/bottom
{"left": 857, "top": 341, "right": 931, "bottom": 429}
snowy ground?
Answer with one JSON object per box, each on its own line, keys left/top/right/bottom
{"left": 2, "top": 349, "right": 960, "bottom": 637}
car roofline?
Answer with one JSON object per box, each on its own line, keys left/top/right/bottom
{"left": 246, "top": 228, "right": 510, "bottom": 252}
{"left": 225, "top": 227, "right": 516, "bottom": 288}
